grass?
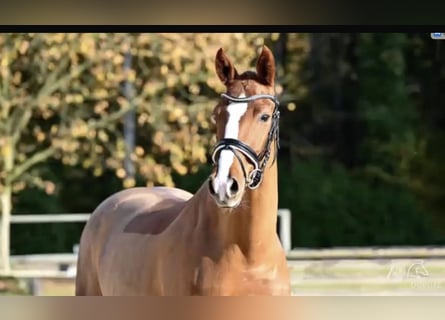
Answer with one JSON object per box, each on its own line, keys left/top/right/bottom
{"left": 5, "top": 278, "right": 445, "bottom": 296}
{"left": 37, "top": 279, "right": 75, "bottom": 296}
{"left": 0, "top": 277, "right": 29, "bottom": 296}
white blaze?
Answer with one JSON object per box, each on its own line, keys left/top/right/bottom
{"left": 213, "top": 95, "right": 248, "bottom": 199}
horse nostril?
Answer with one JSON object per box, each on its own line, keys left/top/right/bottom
{"left": 229, "top": 178, "right": 239, "bottom": 196}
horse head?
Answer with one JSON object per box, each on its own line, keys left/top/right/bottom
{"left": 208, "top": 45, "right": 280, "bottom": 208}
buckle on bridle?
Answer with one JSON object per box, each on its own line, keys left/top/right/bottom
{"left": 247, "top": 168, "right": 263, "bottom": 189}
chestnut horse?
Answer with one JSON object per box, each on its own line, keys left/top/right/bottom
{"left": 75, "top": 45, "right": 291, "bottom": 296}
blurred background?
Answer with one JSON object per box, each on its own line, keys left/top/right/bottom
{"left": 0, "top": 33, "right": 444, "bottom": 295}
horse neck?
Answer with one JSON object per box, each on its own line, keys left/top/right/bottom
{"left": 197, "top": 159, "right": 279, "bottom": 260}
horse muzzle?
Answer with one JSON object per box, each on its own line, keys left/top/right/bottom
{"left": 208, "top": 174, "right": 243, "bottom": 208}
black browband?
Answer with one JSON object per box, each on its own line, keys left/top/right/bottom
{"left": 211, "top": 93, "right": 280, "bottom": 189}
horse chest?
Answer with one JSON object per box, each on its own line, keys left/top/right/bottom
{"left": 193, "top": 257, "right": 287, "bottom": 296}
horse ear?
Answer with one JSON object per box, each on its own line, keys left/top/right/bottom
{"left": 256, "top": 45, "right": 276, "bottom": 86}
{"left": 215, "top": 48, "right": 238, "bottom": 85}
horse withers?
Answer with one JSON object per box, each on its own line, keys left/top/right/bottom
{"left": 75, "top": 45, "right": 291, "bottom": 296}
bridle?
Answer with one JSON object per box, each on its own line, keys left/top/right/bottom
{"left": 211, "top": 93, "right": 280, "bottom": 190}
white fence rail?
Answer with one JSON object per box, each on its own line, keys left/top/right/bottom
{"left": 277, "top": 209, "right": 291, "bottom": 252}
{"left": 5, "top": 211, "right": 445, "bottom": 296}
{"left": 1, "top": 208, "right": 292, "bottom": 278}
{"left": 10, "top": 214, "right": 91, "bottom": 224}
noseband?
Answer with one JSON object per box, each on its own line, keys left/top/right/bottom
{"left": 211, "top": 93, "right": 280, "bottom": 189}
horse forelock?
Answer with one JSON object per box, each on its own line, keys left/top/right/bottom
{"left": 225, "top": 73, "right": 275, "bottom": 98}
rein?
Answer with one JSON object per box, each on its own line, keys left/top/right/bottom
{"left": 211, "top": 93, "right": 280, "bottom": 189}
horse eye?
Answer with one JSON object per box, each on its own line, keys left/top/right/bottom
{"left": 260, "top": 114, "right": 271, "bottom": 122}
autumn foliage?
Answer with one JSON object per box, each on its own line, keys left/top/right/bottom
{"left": 0, "top": 33, "right": 297, "bottom": 194}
